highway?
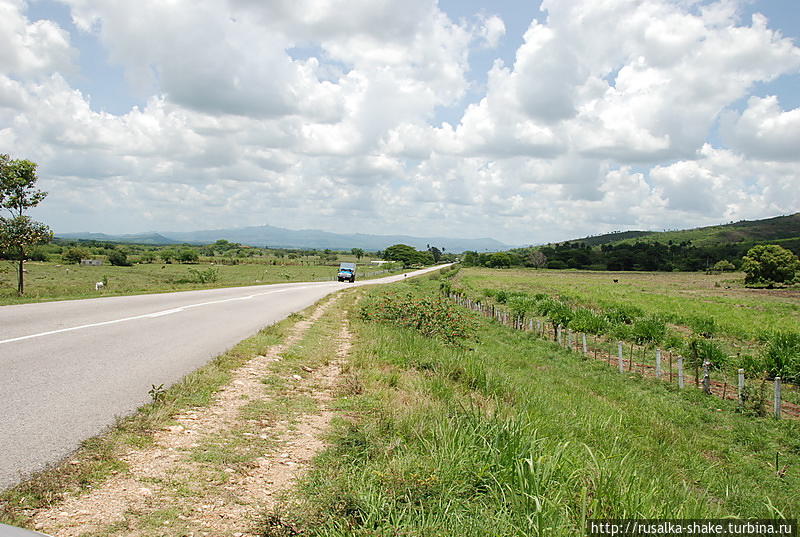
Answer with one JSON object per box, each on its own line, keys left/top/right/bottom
{"left": 0, "top": 265, "right": 448, "bottom": 491}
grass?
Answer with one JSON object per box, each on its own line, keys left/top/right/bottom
{"left": 453, "top": 267, "right": 800, "bottom": 341}
{"left": 275, "top": 278, "right": 800, "bottom": 536}
{"left": 0, "top": 260, "right": 402, "bottom": 306}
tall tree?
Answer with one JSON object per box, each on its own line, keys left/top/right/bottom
{"left": 351, "top": 247, "right": 365, "bottom": 260}
{"left": 0, "top": 155, "right": 53, "bottom": 295}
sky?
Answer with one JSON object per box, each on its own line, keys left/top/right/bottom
{"left": 1, "top": 0, "right": 799, "bottom": 246}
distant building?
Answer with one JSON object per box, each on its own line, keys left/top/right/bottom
{"left": 371, "top": 260, "right": 391, "bottom": 265}
{"left": 80, "top": 259, "right": 103, "bottom": 266}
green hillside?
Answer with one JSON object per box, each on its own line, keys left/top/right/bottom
{"left": 611, "top": 213, "right": 800, "bottom": 248}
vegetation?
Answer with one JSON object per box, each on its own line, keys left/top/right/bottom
{"left": 451, "top": 267, "right": 800, "bottom": 384}
{"left": 275, "top": 278, "right": 799, "bottom": 535}
{"left": 0, "top": 155, "right": 53, "bottom": 295}
{"left": 382, "top": 243, "right": 436, "bottom": 267}
{"left": 742, "top": 244, "right": 800, "bottom": 287}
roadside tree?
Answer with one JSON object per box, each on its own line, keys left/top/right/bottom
{"left": 0, "top": 155, "right": 53, "bottom": 294}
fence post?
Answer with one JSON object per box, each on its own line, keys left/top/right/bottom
{"left": 678, "top": 357, "right": 685, "bottom": 389}
{"left": 702, "top": 361, "right": 711, "bottom": 395}
{"left": 582, "top": 333, "right": 588, "bottom": 354}
{"left": 737, "top": 369, "right": 745, "bottom": 410}
{"left": 617, "top": 342, "right": 624, "bottom": 373}
{"left": 567, "top": 329, "right": 573, "bottom": 349}
{"left": 557, "top": 325, "right": 563, "bottom": 346}
{"left": 655, "top": 349, "right": 662, "bottom": 379}
{"left": 775, "top": 377, "right": 782, "bottom": 419}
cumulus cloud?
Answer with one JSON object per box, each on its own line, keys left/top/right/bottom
{"left": 3, "top": 0, "right": 800, "bottom": 244}
{"left": 722, "top": 96, "right": 800, "bottom": 161}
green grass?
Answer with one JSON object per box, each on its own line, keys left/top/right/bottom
{"left": 0, "top": 260, "right": 401, "bottom": 306}
{"left": 277, "top": 279, "right": 800, "bottom": 536}
{"left": 453, "top": 267, "right": 800, "bottom": 341}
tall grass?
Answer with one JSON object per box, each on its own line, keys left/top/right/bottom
{"left": 276, "top": 282, "right": 800, "bottom": 536}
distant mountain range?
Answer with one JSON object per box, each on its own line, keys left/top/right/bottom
{"left": 56, "top": 225, "right": 511, "bottom": 253}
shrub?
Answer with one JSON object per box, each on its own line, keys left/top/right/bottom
{"left": 686, "top": 338, "right": 728, "bottom": 370}
{"left": 760, "top": 331, "right": 800, "bottom": 383}
{"left": 107, "top": 250, "right": 131, "bottom": 266}
{"left": 568, "top": 308, "right": 607, "bottom": 335}
{"left": 360, "top": 293, "right": 477, "bottom": 347}
{"left": 63, "top": 247, "right": 89, "bottom": 264}
{"left": 686, "top": 315, "right": 716, "bottom": 338}
{"left": 630, "top": 316, "right": 667, "bottom": 346}
{"left": 604, "top": 305, "right": 642, "bottom": 325}
{"left": 507, "top": 294, "right": 538, "bottom": 321}
{"left": 741, "top": 244, "right": 800, "bottom": 286}
{"left": 185, "top": 267, "right": 219, "bottom": 284}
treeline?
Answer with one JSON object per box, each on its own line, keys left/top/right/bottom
{"left": 463, "top": 239, "right": 800, "bottom": 272}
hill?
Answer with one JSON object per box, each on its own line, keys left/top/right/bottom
{"left": 57, "top": 225, "right": 511, "bottom": 253}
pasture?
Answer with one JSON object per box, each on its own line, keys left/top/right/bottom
{"left": 0, "top": 259, "right": 400, "bottom": 306}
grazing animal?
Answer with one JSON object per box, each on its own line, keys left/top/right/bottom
{"left": 613, "top": 279, "right": 619, "bottom": 283}
{"left": 95, "top": 281, "right": 105, "bottom": 291}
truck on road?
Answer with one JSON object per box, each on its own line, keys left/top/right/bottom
{"left": 337, "top": 262, "right": 356, "bottom": 283}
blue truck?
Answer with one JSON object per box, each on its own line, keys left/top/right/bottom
{"left": 337, "top": 262, "right": 356, "bottom": 282}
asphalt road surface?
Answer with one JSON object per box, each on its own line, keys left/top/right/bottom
{"left": 0, "top": 265, "right": 449, "bottom": 491}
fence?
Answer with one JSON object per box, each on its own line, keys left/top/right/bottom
{"left": 448, "top": 292, "right": 798, "bottom": 420}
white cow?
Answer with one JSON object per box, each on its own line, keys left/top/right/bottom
{"left": 95, "top": 281, "right": 105, "bottom": 291}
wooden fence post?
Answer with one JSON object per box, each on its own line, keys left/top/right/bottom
{"left": 617, "top": 342, "right": 624, "bottom": 373}
{"left": 775, "top": 377, "right": 782, "bottom": 419}
{"left": 567, "top": 329, "right": 573, "bottom": 349}
{"left": 678, "top": 357, "right": 685, "bottom": 389}
{"left": 655, "top": 349, "right": 662, "bottom": 379}
{"left": 582, "top": 333, "right": 588, "bottom": 354}
{"left": 737, "top": 369, "right": 745, "bottom": 410}
{"left": 702, "top": 361, "right": 711, "bottom": 395}
{"left": 557, "top": 325, "right": 563, "bottom": 346}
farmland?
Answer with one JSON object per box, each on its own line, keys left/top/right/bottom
{"left": 0, "top": 258, "right": 401, "bottom": 306}
{"left": 275, "top": 273, "right": 800, "bottom": 535}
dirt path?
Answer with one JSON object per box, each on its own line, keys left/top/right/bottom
{"left": 31, "top": 299, "right": 352, "bottom": 537}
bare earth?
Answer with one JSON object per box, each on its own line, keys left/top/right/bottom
{"left": 32, "top": 296, "right": 351, "bottom": 537}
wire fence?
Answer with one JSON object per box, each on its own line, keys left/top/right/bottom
{"left": 448, "top": 292, "right": 799, "bottom": 420}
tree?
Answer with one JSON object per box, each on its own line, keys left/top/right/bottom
{"left": 351, "top": 248, "right": 365, "bottom": 260}
{"left": 741, "top": 244, "right": 800, "bottom": 286}
{"left": 428, "top": 246, "right": 442, "bottom": 263}
{"left": 63, "top": 246, "right": 90, "bottom": 264}
{"left": 107, "top": 249, "right": 131, "bottom": 266}
{"left": 0, "top": 155, "right": 53, "bottom": 295}
{"left": 160, "top": 249, "right": 177, "bottom": 263}
{"left": 177, "top": 249, "right": 199, "bottom": 263}
{"left": 711, "top": 259, "right": 735, "bottom": 273}
{"left": 525, "top": 250, "right": 548, "bottom": 268}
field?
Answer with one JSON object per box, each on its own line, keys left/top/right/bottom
{"left": 278, "top": 273, "right": 800, "bottom": 535}
{"left": 0, "top": 259, "right": 400, "bottom": 306}
{"left": 2, "top": 269, "right": 798, "bottom": 536}
{"left": 451, "top": 268, "right": 800, "bottom": 342}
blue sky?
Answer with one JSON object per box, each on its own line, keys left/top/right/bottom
{"left": 2, "top": 0, "right": 799, "bottom": 244}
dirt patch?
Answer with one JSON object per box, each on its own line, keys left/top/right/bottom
{"left": 31, "top": 300, "right": 353, "bottom": 537}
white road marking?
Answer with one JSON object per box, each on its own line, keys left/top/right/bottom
{"left": 0, "top": 284, "right": 330, "bottom": 346}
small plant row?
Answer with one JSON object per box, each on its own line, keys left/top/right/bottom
{"left": 453, "top": 286, "right": 800, "bottom": 384}
{"left": 445, "top": 288, "right": 799, "bottom": 418}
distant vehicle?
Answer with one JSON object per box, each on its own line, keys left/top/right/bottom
{"left": 337, "top": 262, "right": 356, "bottom": 283}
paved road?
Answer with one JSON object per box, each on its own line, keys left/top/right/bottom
{"left": 0, "top": 265, "right": 449, "bottom": 490}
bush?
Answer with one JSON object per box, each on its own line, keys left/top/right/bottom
{"left": 760, "top": 331, "right": 800, "bottom": 383}
{"left": 568, "top": 308, "right": 608, "bottom": 335}
{"left": 63, "top": 247, "right": 89, "bottom": 264}
{"left": 183, "top": 267, "right": 219, "bottom": 284}
{"left": 107, "top": 250, "right": 131, "bottom": 266}
{"left": 742, "top": 244, "right": 800, "bottom": 286}
{"left": 604, "top": 305, "right": 642, "bottom": 325}
{"left": 360, "top": 292, "right": 477, "bottom": 347}
{"left": 630, "top": 316, "right": 667, "bottom": 346}
{"left": 686, "top": 338, "right": 728, "bottom": 370}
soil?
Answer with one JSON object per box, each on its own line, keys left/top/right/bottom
{"left": 31, "top": 299, "right": 352, "bottom": 537}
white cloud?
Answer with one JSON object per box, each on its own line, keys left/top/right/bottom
{"left": 722, "top": 96, "right": 800, "bottom": 161}
{"left": 3, "top": 0, "right": 800, "bottom": 244}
